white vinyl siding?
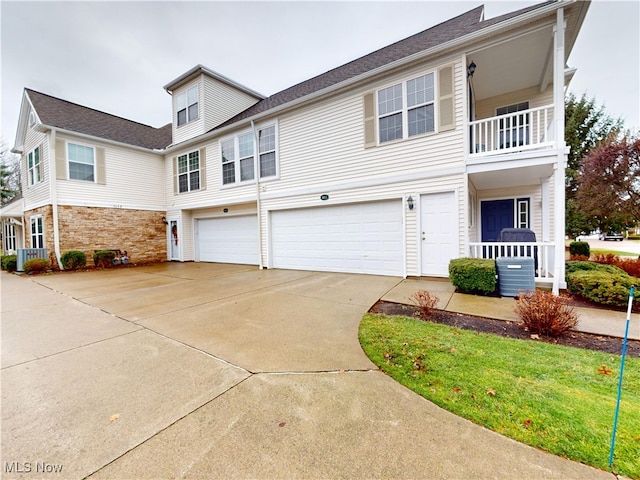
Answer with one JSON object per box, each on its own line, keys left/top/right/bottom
{"left": 55, "top": 134, "right": 165, "bottom": 210}
{"left": 21, "top": 127, "right": 49, "bottom": 211}
{"left": 202, "top": 75, "right": 261, "bottom": 132}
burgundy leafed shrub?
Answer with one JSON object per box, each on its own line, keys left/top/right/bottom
{"left": 591, "top": 253, "right": 640, "bottom": 277}
{"left": 515, "top": 290, "right": 578, "bottom": 337}
{"left": 410, "top": 290, "right": 440, "bottom": 318}
{"left": 569, "top": 254, "right": 590, "bottom": 262}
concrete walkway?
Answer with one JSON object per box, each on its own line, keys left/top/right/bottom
{"left": 1, "top": 264, "right": 619, "bottom": 479}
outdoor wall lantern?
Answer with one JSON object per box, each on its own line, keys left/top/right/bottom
{"left": 162, "top": 216, "right": 168, "bottom": 225}
{"left": 407, "top": 196, "right": 414, "bottom": 211}
{"left": 467, "top": 61, "right": 476, "bottom": 78}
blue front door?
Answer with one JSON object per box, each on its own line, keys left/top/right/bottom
{"left": 481, "top": 199, "right": 513, "bottom": 242}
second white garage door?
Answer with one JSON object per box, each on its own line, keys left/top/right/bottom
{"left": 270, "top": 200, "right": 403, "bottom": 276}
{"left": 196, "top": 216, "right": 259, "bottom": 265}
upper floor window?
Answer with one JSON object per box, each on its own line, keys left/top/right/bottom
{"left": 378, "top": 72, "right": 434, "bottom": 143}
{"left": 27, "top": 146, "right": 42, "bottom": 186}
{"left": 177, "top": 150, "right": 200, "bottom": 193}
{"left": 68, "top": 143, "right": 95, "bottom": 182}
{"left": 30, "top": 215, "right": 44, "bottom": 249}
{"left": 220, "top": 125, "right": 277, "bottom": 186}
{"left": 221, "top": 132, "right": 255, "bottom": 185}
{"left": 177, "top": 85, "right": 199, "bottom": 127}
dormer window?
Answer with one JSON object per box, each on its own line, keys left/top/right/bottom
{"left": 176, "top": 85, "right": 199, "bottom": 126}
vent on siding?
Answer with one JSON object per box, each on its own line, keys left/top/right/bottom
{"left": 17, "top": 248, "right": 48, "bottom": 272}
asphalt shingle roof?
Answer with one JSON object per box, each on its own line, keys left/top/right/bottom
{"left": 216, "top": 2, "right": 555, "bottom": 130}
{"left": 26, "top": 89, "right": 172, "bottom": 150}
{"left": 23, "top": 1, "right": 555, "bottom": 149}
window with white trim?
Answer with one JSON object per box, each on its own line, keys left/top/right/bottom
{"left": 377, "top": 72, "right": 435, "bottom": 143}
{"left": 221, "top": 132, "right": 255, "bottom": 185}
{"left": 219, "top": 125, "right": 277, "bottom": 185}
{"left": 517, "top": 198, "right": 530, "bottom": 228}
{"left": 30, "top": 216, "right": 44, "bottom": 249}
{"left": 68, "top": 143, "right": 95, "bottom": 182}
{"left": 177, "top": 150, "right": 201, "bottom": 193}
{"left": 258, "top": 125, "right": 277, "bottom": 177}
{"left": 177, "top": 85, "right": 199, "bottom": 126}
{"left": 28, "top": 146, "right": 42, "bottom": 186}
{"left": 4, "top": 223, "right": 16, "bottom": 251}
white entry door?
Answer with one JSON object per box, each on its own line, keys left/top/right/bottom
{"left": 421, "top": 192, "right": 458, "bottom": 276}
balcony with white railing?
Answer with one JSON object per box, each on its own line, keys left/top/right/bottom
{"left": 468, "top": 241, "right": 556, "bottom": 282}
{"left": 469, "top": 104, "right": 555, "bottom": 157}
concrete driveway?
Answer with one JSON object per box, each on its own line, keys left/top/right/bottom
{"left": 1, "top": 263, "right": 612, "bottom": 479}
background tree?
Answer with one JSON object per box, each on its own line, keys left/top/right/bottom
{"left": 0, "top": 140, "right": 21, "bottom": 205}
{"left": 564, "top": 93, "right": 623, "bottom": 237}
{"left": 576, "top": 133, "right": 640, "bottom": 233}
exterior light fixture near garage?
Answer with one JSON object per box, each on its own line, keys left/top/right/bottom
{"left": 407, "top": 196, "right": 414, "bottom": 210}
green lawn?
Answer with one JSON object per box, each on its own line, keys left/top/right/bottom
{"left": 360, "top": 313, "right": 640, "bottom": 479}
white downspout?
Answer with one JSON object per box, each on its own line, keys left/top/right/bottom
{"left": 552, "top": 7, "right": 566, "bottom": 295}
{"left": 49, "top": 129, "right": 64, "bottom": 270}
{"left": 251, "top": 120, "right": 264, "bottom": 269}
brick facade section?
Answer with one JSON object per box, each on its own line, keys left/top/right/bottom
{"left": 25, "top": 206, "right": 167, "bottom": 269}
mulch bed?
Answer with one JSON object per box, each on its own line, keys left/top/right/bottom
{"left": 369, "top": 300, "right": 640, "bottom": 358}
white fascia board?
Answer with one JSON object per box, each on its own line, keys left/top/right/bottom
{"left": 12, "top": 92, "right": 40, "bottom": 153}
{"left": 164, "top": 64, "right": 265, "bottom": 99}
{"left": 164, "top": 2, "right": 568, "bottom": 155}
{"left": 38, "top": 125, "right": 165, "bottom": 156}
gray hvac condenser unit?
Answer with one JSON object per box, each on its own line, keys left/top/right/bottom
{"left": 16, "top": 248, "right": 48, "bottom": 272}
{"left": 496, "top": 256, "right": 535, "bottom": 298}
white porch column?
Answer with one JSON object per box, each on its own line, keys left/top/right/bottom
{"left": 552, "top": 7, "right": 566, "bottom": 294}
{"left": 541, "top": 179, "right": 550, "bottom": 242}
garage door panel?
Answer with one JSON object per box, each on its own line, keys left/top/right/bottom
{"left": 197, "top": 216, "right": 259, "bottom": 265}
{"left": 271, "top": 201, "right": 403, "bottom": 276}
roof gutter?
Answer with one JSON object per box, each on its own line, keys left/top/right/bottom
{"left": 37, "top": 125, "right": 167, "bottom": 156}
{"left": 163, "top": 1, "right": 570, "bottom": 155}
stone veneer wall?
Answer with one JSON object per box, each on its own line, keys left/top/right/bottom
{"left": 56, "top": 206, "right": 167, "bottom": 266}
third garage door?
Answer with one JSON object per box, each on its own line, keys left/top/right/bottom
{"left": 270, "top": 200, "right": 403, "bottom": 276}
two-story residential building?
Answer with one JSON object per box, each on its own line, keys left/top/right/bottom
{"left": 1, "top": 0, "right": 590, "bottom": 294}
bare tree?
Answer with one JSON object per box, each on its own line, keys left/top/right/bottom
{"left": 0, "top": 140, "right": 21, "bottom": 205}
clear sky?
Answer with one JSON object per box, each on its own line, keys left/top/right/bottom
{"left": 1, "top": 0, "right": 638, "bottom": 148}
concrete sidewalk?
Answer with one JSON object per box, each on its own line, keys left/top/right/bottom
{"left": 1, "top": 265, "right": 617, "bottom": 479}
{"left": 383, "top": 278, "right": 640, "bottom": 340}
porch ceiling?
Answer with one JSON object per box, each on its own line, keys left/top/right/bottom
{"left": 469, "top": 162, "right": 553, "bottom": 190}
{"left": 469, "top": 24, "right": 554, "bottom": 101}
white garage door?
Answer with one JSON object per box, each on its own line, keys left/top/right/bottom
{"left": 271, "top": 201, "right": 403, "bottom": 276}
{"left": 196, "top": 216, "right": 259, "bottom": 265}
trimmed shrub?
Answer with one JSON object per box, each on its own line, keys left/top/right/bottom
{"left": 61, "top": 250, "right": 87, "bottom": 270}
{"left": 410, "top": 290, "right": 440, "bottom": 318}
{"left": 565, "top": 260, "right": 626, "bottom": 275}
{"left": 1, "top": 255, "right": 17, "bottom": 272}
{"left": 515, "top": 290, "right": 578, "bottom": 337}
{"left": 449, "top": 258, "right": 497, "bottom": 295}
{"left": 93, "top": 250, "right": 116, "bottom": 268}
{"left": 23, "top": 258, "right": 50, "bottom": 274}
{"left": 569, "top": 241, "right": 590, "bottom": 258}
{"left": 566, "top": 267, "right": 640, "bottom": 309}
